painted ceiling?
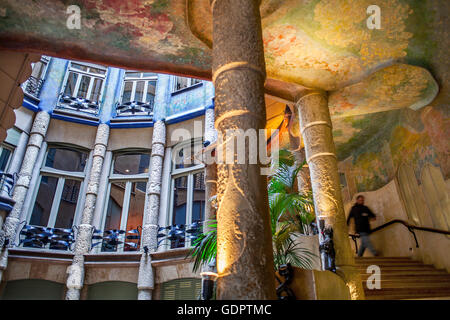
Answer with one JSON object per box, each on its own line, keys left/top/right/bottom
{"left": 0, "top": 0, "right": 446, "bottom": 135}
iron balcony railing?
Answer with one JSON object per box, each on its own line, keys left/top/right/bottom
{"left": 115, "top": 100, "right": 154, "bottom": 117}
{"left": 22, "top": 76, "right": 44, "bottom": 99}
{"left": 56, "top": 94, "right": 100, "bottom": 115}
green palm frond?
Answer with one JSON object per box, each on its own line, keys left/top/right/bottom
{"left": 189, "top": 220, "right": 217, "bottom": 273}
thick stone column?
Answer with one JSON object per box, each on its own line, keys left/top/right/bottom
{"left": 65, "top": 123, "right": 109, "bottom": 300}
{"left": 211, "top": 0, "right": 276, "bottom": 299}
{"left": 2, "top": 111, "right": 50, "bottom": 243}
{"left": 137, "top": 120, "right": 166, "bottom": 300}
{"left": 296, "top": 91, "right": 365, "bottom": 300}
{"left": 0, "top": 111, "right": 50, "bottom": 281}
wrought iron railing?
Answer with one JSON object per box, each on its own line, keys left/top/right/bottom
{"left": 23, "top": 76, "right": 44, "bottom": 99}
{"left": 348, "top": 219, "right": 450, "bottom": 253}
{"left": 91, "top": 227, "right": 141, "bottom": 252}
{"left": 18, "top": 224, "right": 75, "bottom": 251}
{"left": 157, "top": 221, "right": 203, "bottom": 250}
{"left": 115, "top": 100, "right": 154, "bottom": 117}
{"left": 56, "top": 94, "right": 100, "bottom": 115}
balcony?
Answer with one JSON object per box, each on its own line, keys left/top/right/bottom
{"left": 54, "top": 94, "right": 100, "bottom": 119}
{"left": 22, "top": 76, "right": 44, "bottom": 100}
{"left": 116, "top": 100, "right": 154, "bottom": 117}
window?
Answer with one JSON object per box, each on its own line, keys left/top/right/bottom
{"left": 27, "top": 147, "right": 88, "bottom": 248}
{"left": 0, "top": 143, "right": 14, "bottom": 172}
{"left": 59, "top": 61, "right": 107, "bottom": 114}
{"left": 100, "top": 152, "right": 151, "bottom": 252}
{"left": 167, "top": 140, "right": 205, "bottom": 249}
{"left": 117, "top": 72, "right": 157, "bottom": 116}
{"left": 23, "top": 56, "right": 50, "bottom": 98}
{"left": 161, "top": 278, "right": 201, "bottom": 300}
{"left": 172, "top": 76, "right": 202, "bottom": 92}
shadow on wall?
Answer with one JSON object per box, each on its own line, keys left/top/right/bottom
{"left": 87, "top": 281, "right": 138, "bottom": 300}
{"left": 1, "top": 279, "right": 64, "bottom": 300}
{"left": 344, "top": 162, "right": 450, "bottom": 272}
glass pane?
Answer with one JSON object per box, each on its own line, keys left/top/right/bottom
{"left": 122, "top": 81, "right": 133, "bottom": 103}
{"left": 191, "top": 172, "right": 205, "bottom": 223}
{"left": 71, "top": 63, "right": 88, "bottom": 72}
{"left": 54, "top": 179, "right": 81, "bottom": 229}
{"left": 146, "top": 80, "right": 156, "bottom": 105}
{"left": 174, "top": 77, "right": 189, "bottom": 91}
{"left": 102, "top": 182, "right": 125, "bottom": 252}
{"left": 63, "top": 72, "right": 77, "bottom": 97}
{"left": 174, "top": 142, "right": 201, "bottom": 169}
{"left": 171, "top": 176, "right": 188, "bottom": 248}
{"left": 134, "top": 81, "right": 145, "bottom": 102}
{"left": 113, "top": 153, "right": 150, "bottom": 175}
{"left": 125, "top": 72, "right": 141, "bottom": 78}
{"left": 45, "top": 148, "right": 87, "bottom": 172}
{"left": 77, "top": 75, "right": 91, "bottom": 99}
{"left": 0, "top": 147, "right": 12, "bottom": 172}
{"left": 142, "top": 72, "right": 157, "bottom": 78}
{"left": 87, "top": 66, "right": 106, "bottom": 75}
{"left": 89, "top": 78, "right": 103, "bottom": 103}
{"left": 124, "top": 182, "right": 146, "bottom": 251}
{"left": 31, "top": 61, "right": 46, "bottom": 79}
{"left": 30, "top": 176, "right": 58, "bottom": 227}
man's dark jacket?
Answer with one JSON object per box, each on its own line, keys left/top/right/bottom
{"left": 347, "top": 204, "right": 375, "bottom": 233}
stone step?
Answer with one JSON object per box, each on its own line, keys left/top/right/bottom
{"left": 362, "top": 280, "right": 450, "bottom": 289}
{"left": 360, "top": 269, "right": 448, "bottom": 278}
{"left": 358, "top": 266, "right": 439, "bottom": 272}
{"left": 366, "top": 292, "right": 450, "bottom": 300}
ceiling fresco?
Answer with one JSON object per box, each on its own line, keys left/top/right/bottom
{"left": 0, "top": 0, "right": 446, "bottom": 156}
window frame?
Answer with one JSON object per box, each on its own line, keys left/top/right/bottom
{"left": 0, "top": 143, "right": 15, "bottom": 173}
{"left": 60, "top": 61, "right": 107, "bottom": 104}
{"left": 26, "top": 146, "right": 89, "bottom": 231}
{"left": 165, "top": 139, "right": 205, "bottom": 249}
{"left": 171, "top": 76, "right": 202, "bottom": 93}
{"left": 120, "top": 71, "right": 158, "bottom": 105}
{"left": 98, "top": 150, "right": 151, "bottom": 253}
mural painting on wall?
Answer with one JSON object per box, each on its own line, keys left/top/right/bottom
{"left": 333, "top": 104, "right": 449, "bottom": 193}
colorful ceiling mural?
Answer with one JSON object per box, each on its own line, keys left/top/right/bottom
{"left": 0, "top": 1, "right": 442, "bottom": 110}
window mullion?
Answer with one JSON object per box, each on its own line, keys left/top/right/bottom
{"left": 119, "top": 181, "right": 132, "bottom": 251}
{"left": 186, "top": 173, "right": 194, "bottom": 247}
{"left": 143, "top": 80, "right": 149, "bottom": 103}
{"left": 73, "top": 73, "right": 82, "bottom": 97}
{"left": 86, "top": 76, "right": 94, "bottom": 100}
{"left": 47, "top": 177, "right": 65, "bottom": 228}
{"left": 130, "top": 81, "right": 137, "bottom": 102}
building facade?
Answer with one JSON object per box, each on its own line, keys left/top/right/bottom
{"left": 0, "top": 56, "right": 216, "bottom": 300}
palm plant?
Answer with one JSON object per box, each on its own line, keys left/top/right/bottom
{"left": 189, "top": 149, "right": 316, "bottom": 272}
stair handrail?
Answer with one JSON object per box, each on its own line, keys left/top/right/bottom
{"left": 348, "top": 219, "right": 450, "bottom": 253}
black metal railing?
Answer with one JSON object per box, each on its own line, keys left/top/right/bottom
{"left": 91, "top": 227, "right": 141, "bottom": 252}
{"left": 157, "top": 221, "right": 203, "bottom": 250}
{"left": 349, "top": 219, "right": 450, "bottom": 253}
{"left": 115, "top": 100, "right": 154, "bottom": 117}
{"left": 56, "top": 94, "right": 100, "bottom": 115}
{"left": 18, "top": 224, "right": 75, "bottom": 251}
{"left": 23, "top": 76, "right": 44, "bottom": 99}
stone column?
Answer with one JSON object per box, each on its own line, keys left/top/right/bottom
{"left": 203, "top": 103, "right": 218, "bottom": 227}
{"left": 137, "top": 119, "right": 166, "bottom": 300}
{"left": 0, "top": 111, "right": 50, "bottom": 282}
{"left": 211, "top": 0, "right": 276, "bottom": 299}
{"left": 65, "top": 123, "right": 109, "bottom": 300}
{"left": 296, "top": 91, "right": 365, "bottom": 300}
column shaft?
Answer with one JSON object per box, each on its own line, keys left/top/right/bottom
{"left": 297, "top": 91, "right": 365, "bottom": 300}
{"left": 65, "top": 123, "right": 109, "bottom": 300}
{"left": 137, "top": 120, "right": 166, "bottom": 300}
{"left": 0, "top": 111, "right": 50, "bottom": 282}
{"left": 211, "top": 0, "right": 276, "bottom": 299}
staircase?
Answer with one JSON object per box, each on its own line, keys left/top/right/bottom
{"left": 355, "top": 257, "right": 450, "bottom": 300}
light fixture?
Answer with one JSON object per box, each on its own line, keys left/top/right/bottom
{"left": 200, "top": 271, "right": 218, "bottom": 300}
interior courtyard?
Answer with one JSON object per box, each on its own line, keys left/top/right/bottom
{"left": 0, "top": 0, "right": 448, "bottom": 301}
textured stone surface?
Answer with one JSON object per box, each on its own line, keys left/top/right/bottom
{"left": 138, "top": 120, "right": 166, "bottom": 299}
{"left": 2, "top": 111, "right": 50, "bottom": 243}
{"left": 212, "top": 0, "right": 276, "bottom": 300}
{"left": 297, "top": 91, "right": 364, "bottom": 300}
{"left": 65, "top": 124, "right": 110, "bottom": 300}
